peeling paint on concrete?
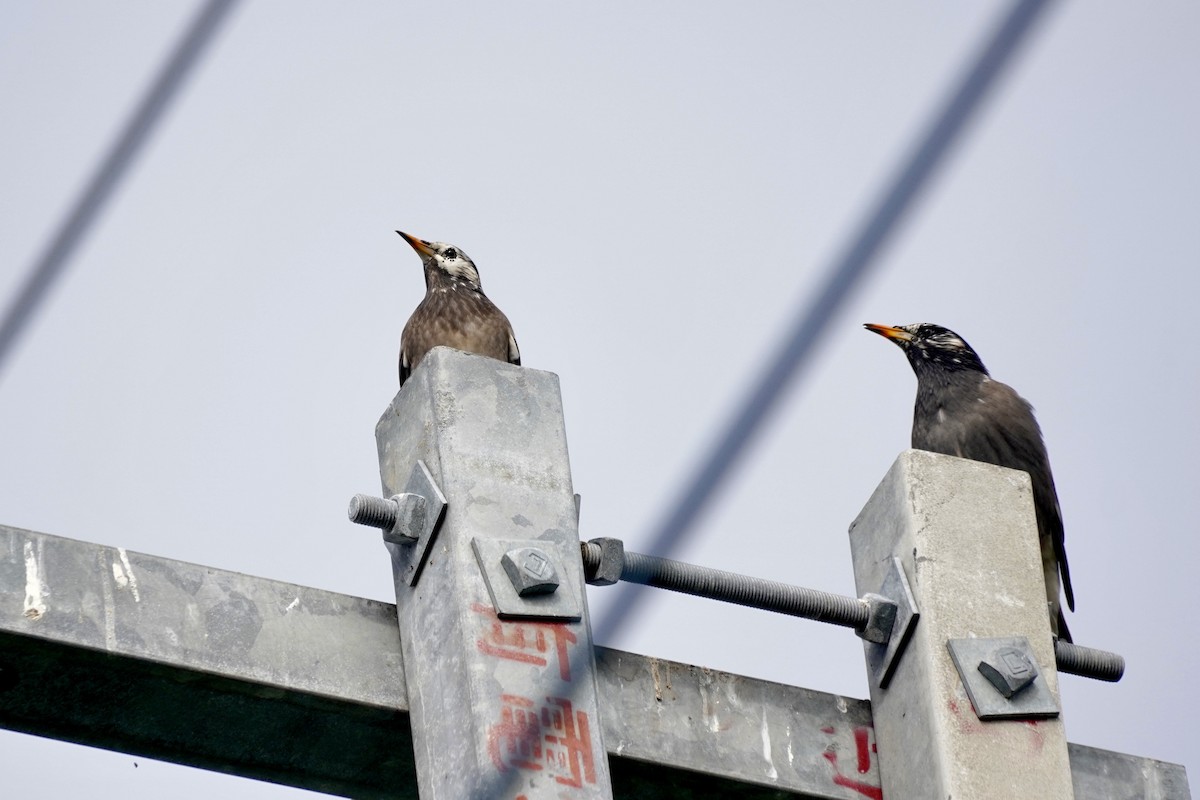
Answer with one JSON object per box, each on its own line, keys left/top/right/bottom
{"left": 117, "top": 547, "right": 141, "bottom": 602}
{"left": 761, "top": 706, "right": 778, "bottom": 780}
{"left": 23, "top": 540, "right": 46, "bottom": 620}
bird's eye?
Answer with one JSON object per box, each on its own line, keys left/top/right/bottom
{"left": 444, "top": 248, "right": 458, "bottom": 260}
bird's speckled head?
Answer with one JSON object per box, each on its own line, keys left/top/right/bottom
{"left": 396, "top": 231, "right": 483, "bottom": 290}
{"left": 864, "top": 322, "right": 989, "bottom": 375}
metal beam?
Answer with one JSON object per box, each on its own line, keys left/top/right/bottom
{"left": 0, "top": 524, "right": 409, "bottom": 798}
{"left": 0, "top": 524, "right": 1189, "bottom": 798}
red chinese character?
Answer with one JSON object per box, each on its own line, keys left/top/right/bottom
{"left": 487, "top": 694, "right": 597, "bottom": 788}
{"left": 489, "top": 695, "right": 544, "bottom": 772}
{"left": 821, "top": 725, "right": 882, "bottom": 800}
{"left": 472, "top": 603, "right": 577, "bottom": 681}
{"left": 541, "top": 697, "right": 596, "bottom": 787}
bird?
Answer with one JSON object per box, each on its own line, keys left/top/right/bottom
{"left": 864, "top": 322, "right": 1074, "bottom": 641}
{"left": 394, "top": 231, "right": 520, "bottom": 386}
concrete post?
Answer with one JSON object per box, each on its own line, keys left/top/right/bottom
{"left": 849, "top": 450, "right": 1074, "bottom": 800}
{"left": 375, "top": 347, "right": 613, "bottom": 799}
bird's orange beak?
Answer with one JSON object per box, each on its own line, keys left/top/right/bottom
{"left": 864, "top": 323, "right": 913, "bottom": 343}
{"left": 396, "top": 230, "right": 435, "bottom": 258}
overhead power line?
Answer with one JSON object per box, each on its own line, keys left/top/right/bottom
{"left": 592, "top": 0, "right": 1060, "bottom": 646}
{"left": 0, "top": 0, "right": 241, "bottom": 379}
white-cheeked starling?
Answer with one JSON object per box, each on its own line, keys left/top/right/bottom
{"left": 396, "top": 231, "right": 521, "bottom": 386}
{"left": 865, "top": 322, "right": 1075, "bottom": 642}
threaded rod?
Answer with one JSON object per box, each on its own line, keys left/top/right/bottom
{"left": 1055, "top": 639, "right": 1124, "bottom": 682}
{"left": 583, "top": 539, "right": 1126, "bottom": 683}
{"left": 348, "top": 494, "right": 397, "bottom": 530}
{"left": 580, "top": 540, "right": 602, "bottom": 573}
{"left": 584, "top": 543, "right": 868, "bottom": 629}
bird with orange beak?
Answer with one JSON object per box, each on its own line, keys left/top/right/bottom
{"left": 395, "top": 231, "right": 520, "bottom": 386}
{"left": 865, "top": 322, "right": 1075, "bottom": 641}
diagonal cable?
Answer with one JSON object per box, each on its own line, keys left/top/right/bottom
{"left": 0, "top": 0, "right": 241, "bottom": 379}
{"left": 592, "top": 0, "right": 1060, "bottom": 647}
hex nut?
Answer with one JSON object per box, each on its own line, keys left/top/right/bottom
{"left": 858, "top": 593, "right": 898, "bottom": 644}
{"left": 590, "top": 537, "right": 624, "bottom": 586}
{"left": 383, "top": 493, "right": 426, "bottom": 545}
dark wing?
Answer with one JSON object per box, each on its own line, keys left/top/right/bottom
{"left": 979, "top": 381, "right": 1071, "bottom": 613}
{"left": 399, "top": 305, "right": 423, "bottom": 388}
{"left": 507, "top": 328, "right": 521, "bottom": 367}
{"left": 923, "top": 379, "right": 1074, "bottom": 613}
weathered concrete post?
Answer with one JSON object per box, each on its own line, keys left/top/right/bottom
{"left": 374, "top": 347, "right": 613, "bottom": 799}
{"left": 850, "top": 449, "right": 1074, "bottom": 799}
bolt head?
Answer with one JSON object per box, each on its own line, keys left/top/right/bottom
{"left": 500, "top": 547, "right": 561, "bottom": 596}
{"left": 978, "top": 645, "right": 1039, "bottom": 698}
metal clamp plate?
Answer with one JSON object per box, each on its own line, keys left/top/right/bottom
{"left": 947, "top": 636, "right": 1061, "bottom": 720}
{"left": 865, "top": 556, "right": 920, "bottom": 689}
{"left": 387, "top": 460, "right": 447, "bottom": 587}
{"left": 472, "top": 538, "right": 583, "bottom": 621}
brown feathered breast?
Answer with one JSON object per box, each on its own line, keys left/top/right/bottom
{"left": 400, "top": 281, "right": 520, "bottom": 385}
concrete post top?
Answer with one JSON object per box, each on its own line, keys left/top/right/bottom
{"left": 849, "top": 448, "right": 1074, "bottom": 800}
{"left": 380, "top": 346, "right": 556, "bottom": 421}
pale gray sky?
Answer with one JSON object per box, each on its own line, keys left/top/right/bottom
{"left": 2, "top": 2, "right": 1196, "bottom": 796}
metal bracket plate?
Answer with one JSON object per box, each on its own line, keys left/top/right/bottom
{"left": 388, "top": 460, "right": 447, "bottom": 587}
{"left": 472, "top": 538, "right": 583, "bottom": 621}
{"left": 865, "top": 556, "right": 920, "bottom": 689}
{"left": 947, "top": 636, "right": 1061, "bottom": 720}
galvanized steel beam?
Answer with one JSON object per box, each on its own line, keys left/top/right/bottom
{"left": 0, "top": 530, "right": 1189, "bottom": 796}
{"left": 0, "top": 524, "right": 411, "bottom": 798}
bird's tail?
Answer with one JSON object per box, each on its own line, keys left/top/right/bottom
{"left": 1060, "top": 558, "right": 1075, "bottom": 612}
{"left": 1056, "top": 608, "right": 1073, "bottom": 644}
